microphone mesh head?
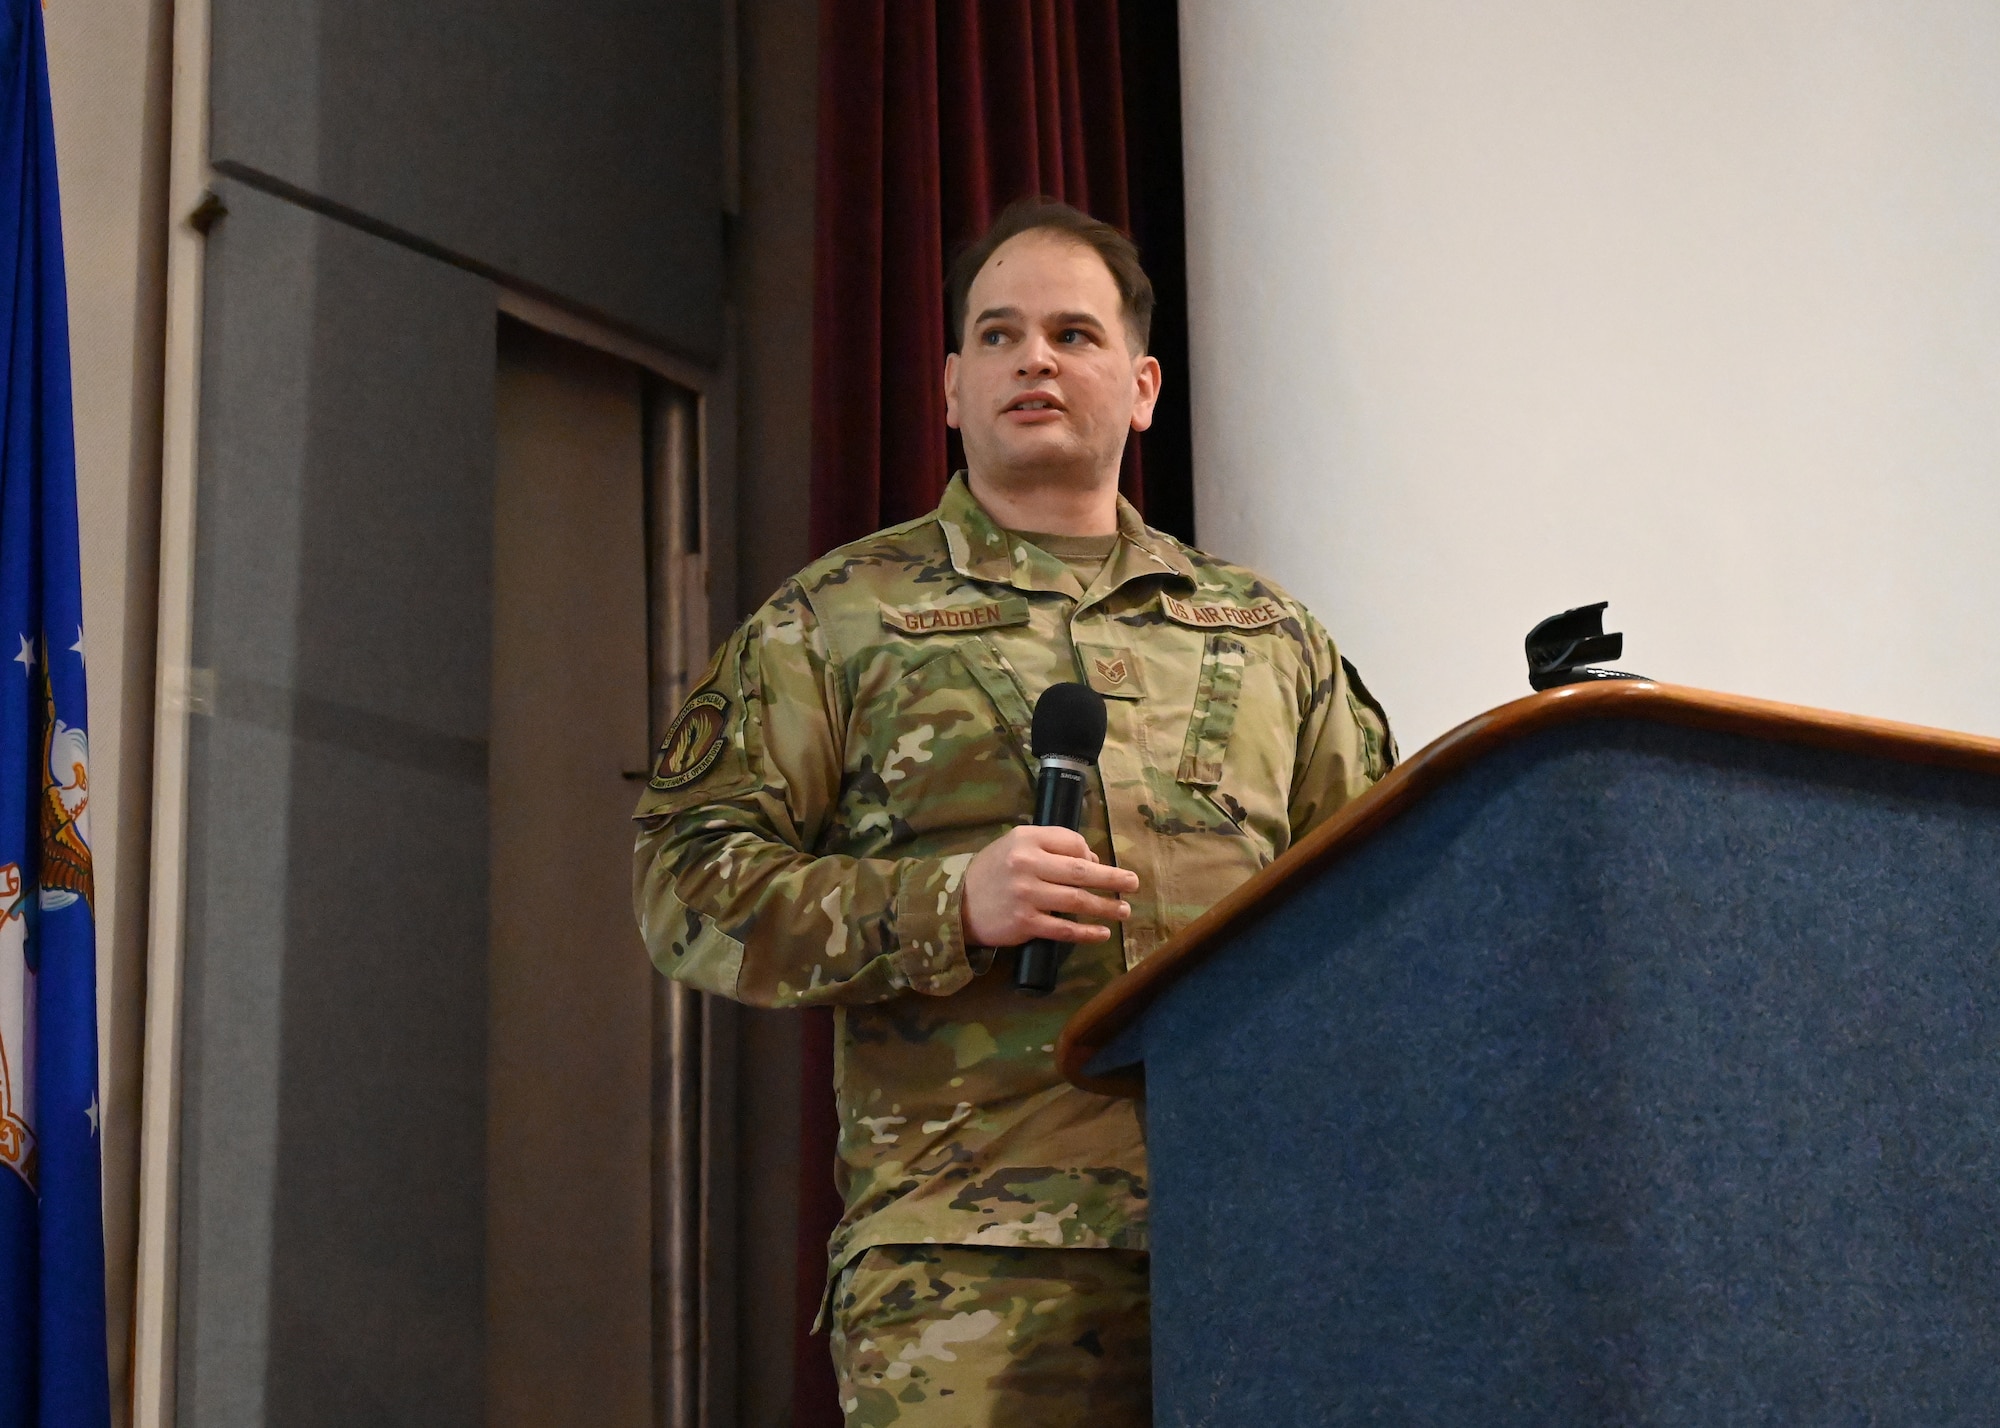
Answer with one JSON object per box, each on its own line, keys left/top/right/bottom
{"left": 1031, "top": 682, "right": 1108, "bottom": 762}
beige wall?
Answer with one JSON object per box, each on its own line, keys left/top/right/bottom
{"left": 1182, "top": 1, "right": 2000, "bottom": 750}
{"left": 46, "top": 0, "right": 174, "bottom": 1416}
{"left": 489, "top": 322, "right": 658, "bottom": 1428}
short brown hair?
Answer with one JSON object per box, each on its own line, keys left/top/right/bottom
{"left": 945, "top": 198, "right": 1155, "bottom": 354}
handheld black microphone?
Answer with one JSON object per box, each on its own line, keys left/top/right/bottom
{"left": 1013, "top": 682, "right": 1109, "bottom": 996}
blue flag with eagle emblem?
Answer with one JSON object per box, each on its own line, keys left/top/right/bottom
{"left": 0, "top": 0, "right": 113, "bottom": 1422}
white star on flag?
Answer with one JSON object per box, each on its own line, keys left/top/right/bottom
{"left": 71, "top": 625, "right": 84, "bottom": 659}
{"left": 86, "top": 1093, "right": 100, "bottom": 1136}
{"left": 13, "top": 633, "right": 33, "bottom": 673}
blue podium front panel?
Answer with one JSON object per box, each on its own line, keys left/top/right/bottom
{"left": 1124, "top": 720, "right": 2000, "bottom": 1426}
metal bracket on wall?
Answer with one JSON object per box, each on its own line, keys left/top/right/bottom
{"left": 186, "top": 188, "right": 227, "bottom": 233}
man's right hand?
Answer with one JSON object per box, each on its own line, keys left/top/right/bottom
{"left": 960, "top": 825, "right": 1139, "bottom": 948}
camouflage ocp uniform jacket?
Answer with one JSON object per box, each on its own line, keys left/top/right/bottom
{"left": 632, "top": 474, "right": 1393, "bottom": 1288}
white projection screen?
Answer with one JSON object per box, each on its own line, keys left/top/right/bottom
{"left": 1180, "top": 2, "right": 2000, "bottom": 753}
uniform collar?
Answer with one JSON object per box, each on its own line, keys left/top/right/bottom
{"left": 935, "top": 472, "right": 1197, "bottom": 599}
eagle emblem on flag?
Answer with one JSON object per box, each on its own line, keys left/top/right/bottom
{"left": 38, "top": 665, "right": 91, "bottom": 913}
{"left": 0, "top": 667, "right": 90, "bottom": 1192}
{"left": 0, "top": 858, "right": 32, "bottom": 1188}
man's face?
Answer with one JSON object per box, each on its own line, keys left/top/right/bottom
{"left": 944, "top": 232, "right": 1161, "bottom": 488}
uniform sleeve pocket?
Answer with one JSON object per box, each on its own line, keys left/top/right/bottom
{"left": 1176, "top": 634, "right": 1248, "bottom": 786}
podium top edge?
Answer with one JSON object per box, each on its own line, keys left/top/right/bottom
{"left": 1059, "top": 680, "right": 2000, "bottom": 1099}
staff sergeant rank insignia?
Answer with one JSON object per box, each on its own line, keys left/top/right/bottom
{"left": 650, "top": 690, "right": 730, "bottom": 791}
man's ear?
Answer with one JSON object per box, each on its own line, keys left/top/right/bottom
{"left": 1129, "top": 354, "right": 1162, "bottom": 433}
{"left": 943, "top": 351, "right": 963, "bottom": 430}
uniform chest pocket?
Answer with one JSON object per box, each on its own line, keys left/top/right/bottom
{"left": 842, "top": 642, "right": 1034, "bottom": 847}
{"left": 1177, "top": 634, "right": 1250, "bottom": 787}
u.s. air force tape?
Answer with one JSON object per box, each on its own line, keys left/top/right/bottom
{"left": 649, "top": 690, "right": 730, "bottom": 791}
{"left": 1160, "top": 592, "right": 1286, "bottom": 630}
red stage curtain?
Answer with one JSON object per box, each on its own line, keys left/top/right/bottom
{"left": 795, "top": 4, "right": 1189, "bottom": 1422}
{"left": 807, "top": 0, "right": 1189, "bottom": 558}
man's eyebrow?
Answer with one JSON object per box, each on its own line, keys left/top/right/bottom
{"left": 970, "top": 307, "right": 1110, "bottom": 330}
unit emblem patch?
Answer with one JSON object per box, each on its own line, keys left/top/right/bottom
{"left": 650, "top": 690, "right": 730, "bottom": 791}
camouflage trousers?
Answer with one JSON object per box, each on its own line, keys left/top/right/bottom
{"left": 829, "top": 1244, "right": 1151, "bottom": 1427}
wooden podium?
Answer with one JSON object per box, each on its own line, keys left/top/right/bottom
{"left": 1060, "top": 682, "right": 2000, "bottom": 1425}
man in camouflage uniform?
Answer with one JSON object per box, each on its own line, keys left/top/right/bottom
{"left": 633, "top": 200, "right": 1393, "bottom": 1426}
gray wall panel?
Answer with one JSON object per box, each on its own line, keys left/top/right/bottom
{"left": 209, "top": 0, "right": 725, "bottom": 359}
{"left": 295, "top": 223, "right": 494, "bottom": 741}
{"left": 178, "top": 182, "right": 318, "bottom": 1428}
{"left": 267, "top": 743, "right": 488, "bottom": 1426}
{"left": 180, "top": 180, "right": 495, "bottom": 1428}
{"left": 176, "top": 719, "right": 293, "bottom": 1428}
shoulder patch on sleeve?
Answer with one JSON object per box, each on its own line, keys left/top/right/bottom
{"left": 649, "top": 689, "right": 731, "bottom": 791}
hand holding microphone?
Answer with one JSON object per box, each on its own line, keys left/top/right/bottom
{"left": 959, "top": 683, "right": 1135, "bottom": 995}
